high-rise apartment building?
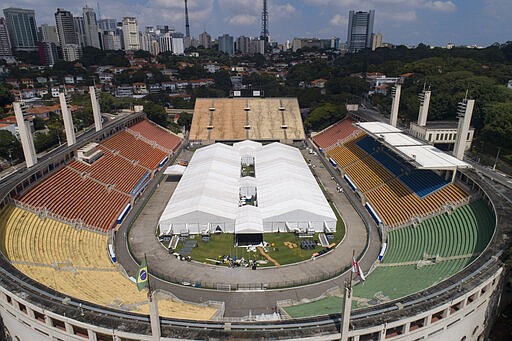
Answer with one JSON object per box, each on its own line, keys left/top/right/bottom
{"left": 3, "top": 8, "right": 38, "bottom": 51}
{"left": 122, "top": 17, "right": 139, "bottom": 50}
{"left": 39, "top": 24, "right": 58, "bottom": 44}
{"left": 371, "top": 32, "right": 383, "bottom": 51}
{"left": 346, "top": 10, "right": 375, "bottom": 53}
{"left": 98, "top": 18, "right": 116, "bottom": 31}
{"left": 218, "top": 34, "right": 234, "bottom": 56}
{"left": 236, "top": 36, "right": 250, "bottom": 55}
{"left": 199, "top": 30, "right": 211, "bottom": 49}
{"left": 102, "top": 30, "right": 122, "bottom": 50}
{"left": 38, "top": 41, "right": 61, "bottom": 65}
{"left": 55, "top": 8, "right": 78, "bottom": 46}
{"left": 0, "top": 17, "right": 13, "bottom": 57}
{"left": 83, "top": 7, "right": 100, "bottom": 48}
{"left": 73, "top": 16, "right": 86, "bottom": 47}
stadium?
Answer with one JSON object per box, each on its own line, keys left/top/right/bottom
{"left": 0, "top": 95, "right": 510, "bottom": 341}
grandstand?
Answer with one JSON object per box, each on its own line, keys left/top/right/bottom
{"left": 284, "top": 200, "right": 496, "bottom": 312}
{"left": 17, "top": 119, "right": 180, "bottom": 231}
{"left": 328, "top": 132, "right": 469, "bottom": 227}
{"left": 128, "top": 119, "right": 182, "bottom": 153}
{"left": 189, "top": 98, "right": 305, "bottom": 142}
{"left": 0, "top": 206, "right": 217, "bottom": 320}
{"left": 312, "top": 119, "right": 362, "bottom": 150}
{"left": 101, "top": 131, "right": 168, "bottom": 170}
{"left": 18, "top": 166, "right": 130, "bottom": 231}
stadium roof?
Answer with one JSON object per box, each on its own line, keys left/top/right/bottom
{"left": 356, "top": 122, "right": 472, "bottom": 170}
{"left": 159, "top": 141, "right": 336, "bottom": 234}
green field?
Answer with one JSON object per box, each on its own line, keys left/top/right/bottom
{"left": 284, "top": 297, "right": 344, "bottom": 318}
{"left": 172, "top": 203, "right": 345, "bottom": 267}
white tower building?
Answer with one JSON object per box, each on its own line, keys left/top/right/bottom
{"left": 13, "top": 102, "right": 37, "bottom": 168}
{"left": 453, "top": 98, "right": 475, "bottom": 160}
{"left": 59, "top": 92, "right": 76, "bottom": 146}
{"left": 389, "top": 83, "right": 401, "bottom": 127}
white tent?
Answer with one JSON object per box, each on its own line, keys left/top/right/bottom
{"left": 158, "top": 141, "right": 337, "bottom": 235}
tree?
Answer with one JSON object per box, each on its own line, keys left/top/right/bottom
{"left": 0, "top": 84, "right": 14, "bottom": 108}
{"left": 0, "top": 130, "right": 23, "bottom": 164}
{"left": 143, "top": 101, "right": 168, "bottom": 127}
{"left": 304, "top": 103, "right": 347, "bottom": 132}
{"left": 177, "top": 112, "right": 193, "bottom": 130}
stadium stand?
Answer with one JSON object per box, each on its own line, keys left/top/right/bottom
{"left": 0, "top": 206, "right": 217, "bottom": 320}
{"left": 128, "top": 119, "right": 182, "bottom": 153}
{"left": 365, "top": 178, "right": 467, "bottom": 227}
{"left": 312, "top": 119, "right": 362, "bottom": 150}
{"left": 68, "top": 146, "right": 150, "bottom": 195}
{"left": 19, "top": 167, "right": 130, "bottom": 231}
{"left": 327, "top": 134, "right": 468, "bottom": 227}
{"left": 356, "top": 136, "right": 449, "bottom": 198}
{"left": 101, "top": 131, "right": 168, "bottom": 170}
{"left": 283, "top": 200, "right": 495, "bottom": 313}
{"left": 383, "top": 200, "right": 494, "bottom": 264}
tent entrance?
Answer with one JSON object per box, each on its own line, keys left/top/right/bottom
{"left": 235, "top": 233, "right": 263, "bottom": 246}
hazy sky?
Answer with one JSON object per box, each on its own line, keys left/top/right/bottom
{"left": 3, "top": 0, "right": 511, "bottom": 47}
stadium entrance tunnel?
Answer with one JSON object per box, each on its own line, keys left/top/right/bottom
{"left": 236, "top": 233, "right": 263, "bottom": 246}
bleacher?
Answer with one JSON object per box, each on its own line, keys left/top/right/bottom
{"left": 327, "top": 133, "right": 468, "bottom": 227}
{"left": 312, "top": 119, "right": 361, "bottom": 149}
{"left": 383, "top": 200, "right": 495, "bottom": 264}
{"left": 0, "top": 207, "right": 218, "bottom": 320}
{"left": 129, "top": 119, "right": 182, "bottom": 152}
{"left": 365, "top": 179, "right": 467, "bottom": 227}
{"left": 20, "top": 167, "right": 130, "bottom": 231}
{"left": 68, "top": 146, "right": 150, "bottom": 195}
{"left": 101, "top": 131, "right": 168, "bottom": 170}
{"left": 356, "top": 136, "right": 449, "bottom": 198}
{"left": 281, "top": 201, "right": 495, "bottom": 315}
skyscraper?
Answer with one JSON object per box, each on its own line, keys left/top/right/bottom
{"left": 218, "top": 34, "right": 234, "bottom": 56}
{"left": 83, "top": 7, "right": 101, "bottom": 49}
{"left": 236, "top": 36, "right": 250, "bottom": 55}
{"left": 122, "top": 17, "right": 140, "bottom": 50}
{"left": 346, "top": 9, "right": 375, "bottom": 53}
{"left": 55, "top": 8, "right": 78, "bottom": 46}
{"left": 0, "top": 17, "right": 13, "bottom": 57}
{"left": 3, "top": 8, "right": 38, "bottom": 51}
{"left": 98, "top": 18, "right": 116, "bottom": 31}
{"left": 199, "top": 30, "right": 211, "bottom": 49}
{"left": 73, "top": 16, "right": 86, "bottom": 47}
{"left": 39, "top": 24, "right": 59, "bottom": 44}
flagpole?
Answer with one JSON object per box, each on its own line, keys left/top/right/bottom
{"left": 144, "top": 253, "right": 161, "bottom": 340}
{"left": 350, "top": 249, "right": 354, "bottom": 286}
{"left": 145, "top": 253, "right": 152, "bottom": 301}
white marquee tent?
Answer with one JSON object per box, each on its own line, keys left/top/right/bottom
{"left": 159, "top": 141, "right": 337, "bottom": 235}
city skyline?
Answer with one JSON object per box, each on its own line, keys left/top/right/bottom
{"left": 0, "top": 0, "right": 511, "bottom": 48}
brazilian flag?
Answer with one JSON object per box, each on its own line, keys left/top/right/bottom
{"left": 137, "top": 258, "right": 148, "bottom": 291}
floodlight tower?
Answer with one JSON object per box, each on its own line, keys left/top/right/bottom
{"left": 13, "top": 102, "right": 37, "bottom": 168}
{"left": 89, "top": 86, "right": 102, "bottom": 132}
{"left": 417, "top": 85, "right": 431, "bottom": 127}
{"left": 389, "top": 79, "right": 403, "bottom": 127}
{"left": 59, "top": 91, "right": 76, "bottom": 146}
{"left": 453, "top": 92, "right": 475, "bottom": 160}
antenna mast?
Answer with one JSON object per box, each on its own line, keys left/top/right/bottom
{"left": 260, "top": 0, "right": 269, "bottom": 44}
{"left": 184, "top": 0, "right": 191, "bottom": 38}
